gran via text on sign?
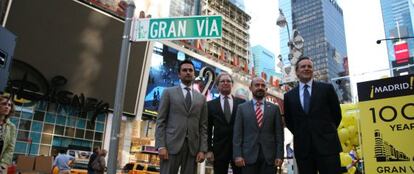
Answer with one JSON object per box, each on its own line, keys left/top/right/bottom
{"left": 131, "top": 15, "right": 222, "bottom": 41}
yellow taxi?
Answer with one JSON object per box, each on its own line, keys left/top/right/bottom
{"left": 121, "top": 162, "right": 160, "bottom": 174}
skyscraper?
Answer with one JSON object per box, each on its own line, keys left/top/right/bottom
{"left": 251, "top": 45, "right": 281, "bottom": 82}
{"left": 380, "top": 0, "right": 414, "bottom": 76}
{"left": 278, "top": 0, "right": 293, "bottom": 67}
{"left": 279, "top": 0, "right": 347, "bottom": 83}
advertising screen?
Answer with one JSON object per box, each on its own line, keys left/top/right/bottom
{"left": 143, "top": 42, "right": 224, "bottom": 116}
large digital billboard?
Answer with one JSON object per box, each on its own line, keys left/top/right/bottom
{"left": 143, "top": 42, "right": 224, "bottom": 117}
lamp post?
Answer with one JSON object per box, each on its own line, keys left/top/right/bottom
{"left": 276, "top": 9, "right": 304, "bottom": 87}
{"left": 376, "top": 36, "right": 414, "bottom": 44}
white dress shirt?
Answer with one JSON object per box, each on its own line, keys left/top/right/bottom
{"left": 299, "top": 80, "right": 313, "bottom": 109}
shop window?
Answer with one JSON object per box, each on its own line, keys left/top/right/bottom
{"left": 94, "top": 132, "right": 102, "bottom": 141}
{"left": 39, "top": 145, "right": 51, "bottom": 156}
{"left": 19, "top": 120, "right": 31, "bottom": 131}
{"left": 65, "top": 127, "right": 75, "bottom": 137}
{"left": 45, "top": 113, "right": 56, "bottom": 123}
{"left": 95, "top": 122, "right": 104, "bottom": 132}
{"left": 33, "top": 111, "right": 45, "bottom": 121}
{"left": 35, "top": 101, "right": 48, "bottom": 111}
{"left": 75, "top": 129, "right": 85, "bottom": 139}
{"left": 31, "top": 121, "right": 43, "bottom": 132}
{"left": 76, "top": 119, "right": 86, "bottom": 129}
{"left": 85, "top": 130, "right": 94, "bottom": 140}
{"left": 17, "top": 130, "right": 29, "bottom": 140}
{"left": 55, "top": 125, "right": 64, "bottom": 135}
{"left": 9, "top": 117, "right": 19, "bottom": 126}
{"left": 30, "top": 132, "right": 41, "bottom": 143}
{"left": 41, "top": 134, "right": 52, "bottom": 144}
{"left": 43, "top": 124, "right": 54, "bottom": 134}
{"left": 97, "top": 113, "right": 106, "bottom": 122}
{"left": 56, "top": 115, "right": 66, "bottom": 125}
{"left": 21, "top": 111, "right": 33, "bottom": 120}
{"left": 29, "top": 143, "right": 39, "bottom": 155}
{"left": 86, "top": 121, "right": 95, "bottom": 130}
{"left": 12, "top": 111, "right": 21, "bottom": 117}
{"left": 15, "top": 142, "right": 27, "bottom": 154}
{"left": 93, "top": 142, "right": 102, "bottom": 149}
{"left": 67, "top": 117, "right": 76, "bottom": 127}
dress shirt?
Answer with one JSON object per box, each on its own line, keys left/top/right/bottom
{"left": 220, "top": 95, "right": 233, "bottom": 113}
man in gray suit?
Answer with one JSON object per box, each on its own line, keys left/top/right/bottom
{"left": 155, "top": 59, "right": 208, "bottom": 174}
{"left": 233, "top": 77, "right": 284, "bottom": 174}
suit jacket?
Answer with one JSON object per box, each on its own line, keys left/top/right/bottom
{"left": 284, "top": 81, "right": 342, "bottom": 159}
{"left": 207, "top": 96, "right": 245, "bottom": 161}
{"left": 233, "top": 100, "right": 284, "bottom": 165}
{"left": 155, "top": 86, "right": 208, "bottom": 156}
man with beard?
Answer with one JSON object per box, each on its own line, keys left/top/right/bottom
{"left": 233, "top": 77, "right": 284, "bottom": 174}
{"left": 284, "top": 57, "right": 342, "bottom": 174}
{"left": 155, "top": 59, "right": 208, "bottom": 174}
{"left": 206, "top": 72, "right": 245, "bottom": 174}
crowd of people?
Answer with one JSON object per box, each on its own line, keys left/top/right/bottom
{"left": 155, "top": 56, "right": 344, "bottom": 174}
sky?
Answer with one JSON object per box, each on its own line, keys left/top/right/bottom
{"left": 245, "top": 0, "right": 391, "bottom": 97}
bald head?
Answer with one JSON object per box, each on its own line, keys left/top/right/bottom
{"left": 250, "top": 77, "right": 267, "bottom": 100}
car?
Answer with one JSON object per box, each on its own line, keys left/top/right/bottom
{"left": 122, "top": 162, "right": 160, "bottom": 174}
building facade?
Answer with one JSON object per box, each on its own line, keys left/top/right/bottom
{"left": 380, "top": 0, "right": 414, "bottom": 76}
{"left": 278, "top": 0, "right": 293, "bottom": 67}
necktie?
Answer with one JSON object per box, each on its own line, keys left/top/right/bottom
{"left": 256, "top": 101, "right": 263, "bottom": 128}
{"left": 223, "top": 96, "right": 231, "bottom": 123}
{"left": 185, "top": 87, "right": 192, "bottom": 111}
{"left": 303, "top": 85, "right": 310, "bottom": 113}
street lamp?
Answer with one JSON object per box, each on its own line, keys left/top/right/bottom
{"left": 277, "top": 9, "right": 304, "bottom": 86}
{"left": 376, "top": 36, "right": 414, "bottom": 44}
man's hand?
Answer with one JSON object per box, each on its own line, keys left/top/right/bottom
{"left": 206, "top": 152, "right": 214, "bottom": 162}
{"left": 274, "top": 158, "right": 283, "bottom": 167}
{"left": 158, "top": 148, "right": 169, "bottom": 160}
{"left": 234, "top": 157, "right": 245, "bottom": 167}
{"left": 196, "top": 152, "right": 205, "bottom": 163}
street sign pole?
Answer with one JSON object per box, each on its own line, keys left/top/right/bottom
{"left": 107, "top": 1, "right": 135, "bottom": 173}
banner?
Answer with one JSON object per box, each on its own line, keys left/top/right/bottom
{"left": 357, "top": 75, "right": 414, "bottom": 173}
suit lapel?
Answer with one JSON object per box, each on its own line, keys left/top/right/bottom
{"left": 230, "top": 96, "right": 239, "bottom": 124}
{"left": 262, "top": 102, "right": 271, "bottom": 127}
{"left": 175, "top": 86, "right": 188, "bottom": 113}
{"left": 308, "top": 81, "right": 318, "bottom": 114}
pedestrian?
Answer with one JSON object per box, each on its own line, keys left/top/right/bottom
{"left": 0, "top": 96, "right": 17, "bottom": 174}
{"left": 284, "top": 56, "right": 342, "bottom": 174}
{"left": 206, "top": 72, "right": 245, "bottom": 174}
{"left": 92, "top": 149, "right": 107, "bottom": 174}
{"left": 53, "top": 149, "right": 75, "bottom": 174}
{"left": 87, "top": 147, "right": 100, "bottom": 174}
{"left": 155, "top": 59, "right": 208, "bottom": 174}
{"left": 233, "top": 77, "right": 284, "bottom": 174}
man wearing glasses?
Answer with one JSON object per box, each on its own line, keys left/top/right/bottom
{"left": 206, "top": 72, "right": 245, "bottom": 174}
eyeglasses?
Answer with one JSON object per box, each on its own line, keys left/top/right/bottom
{"left": 219, "top": 80, "right": 232, "bottom": 84}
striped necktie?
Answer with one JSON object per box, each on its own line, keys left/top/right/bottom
{"left": 256, "top": 101, "right": 263, "bottom": 128}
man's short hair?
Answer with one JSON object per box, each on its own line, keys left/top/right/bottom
{"left": 178, "top": 59, "right": 195, "bottom": 72}
{"left": 215, "top": 72, "right": 233, "bottom": 86}
{"left": 295, "top": 56, "right": 312, "bottom": 71}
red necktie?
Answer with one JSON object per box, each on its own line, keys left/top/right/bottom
{"left": 256, "top": 101, "right": 263, "bottom": 127}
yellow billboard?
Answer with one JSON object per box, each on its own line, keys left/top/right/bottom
{"left": 357, "top": 75, "right": 414, "bottom": 173}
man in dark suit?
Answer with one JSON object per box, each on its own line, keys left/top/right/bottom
{"left": 206, "top": 72, "right": 245, "bottom": 174}
{"left": 155, "top": 59, "right": 208, "bottom": 174}
{"left": 284, "top": 56, "right": 342, "bottom": 174}
{"left": 233, "top": 77, "right": 284, "bottom": 174}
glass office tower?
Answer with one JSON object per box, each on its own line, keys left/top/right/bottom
{"left": 380, "top": 0, "right": 414, "bottom": 76}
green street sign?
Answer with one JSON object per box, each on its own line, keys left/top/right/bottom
{"left": 131, "top": 15, "right": 222, "bottom": 41}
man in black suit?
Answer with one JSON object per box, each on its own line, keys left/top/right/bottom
{"left": 284, "top": 56, "right": 342, "bottom": 174}
{"left": 207, "top": 72, "right": 245, "bottom": 174}
{"left": 233, "top": 77, "right": 284, "bottom": 174}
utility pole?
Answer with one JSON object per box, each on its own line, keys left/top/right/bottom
{"left": 107, "top": 1, "right": 135, "bottom": 173}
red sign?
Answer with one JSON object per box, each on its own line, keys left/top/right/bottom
{"left": 394, "top": 42, "right": 410, "bottom": 64}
